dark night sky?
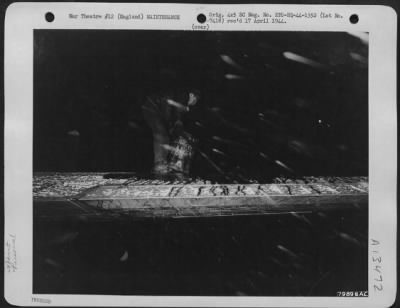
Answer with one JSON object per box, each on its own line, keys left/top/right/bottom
{"left": 33, "top": 30, "right": 368, "bottom": 180}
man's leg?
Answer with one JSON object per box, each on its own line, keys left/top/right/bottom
{"left": 142, "top": 100, "right": 170, "bottom": 174}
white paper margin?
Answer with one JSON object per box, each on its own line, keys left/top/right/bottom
{"left": 4, "top": 3, "right": 397, "bottom": 307}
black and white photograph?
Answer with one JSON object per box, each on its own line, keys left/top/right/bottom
{"left": 3, "top": 3, "right": 398, "bottom": 307}
{"left": 32, "top": 29, "right": 370, "bottom": 296}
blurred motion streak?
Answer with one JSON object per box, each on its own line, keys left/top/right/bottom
{"left": 283, "top": 51, "right": 326, "bottom": 69}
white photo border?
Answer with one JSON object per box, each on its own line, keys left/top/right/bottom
{"left": 4, "top": 3, "right": 397, "bottom": 307}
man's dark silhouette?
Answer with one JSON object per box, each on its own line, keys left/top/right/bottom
{"left": 142, "top": 88, "right": 201, "bottom": 177}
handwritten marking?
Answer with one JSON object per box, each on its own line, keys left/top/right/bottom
{"left": 309, "top": 185, "right": 322, "bottom": 194}
{"left": 5, "top": 234, "right": 17, "bottom": 273}
{"left": 168, "top": 186, "right": 183, "bottom": 197}
{"left": 197, "top": 186, "right": 205, "bottom": 196}
{"left": 210, "top": 186, "right": 217, "bottom": 196}
{"left": 235, "top": 185, "right": 246, "bottom": 195}
{"left": 371, "top": 239, "right": 383, "bottom": 292}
